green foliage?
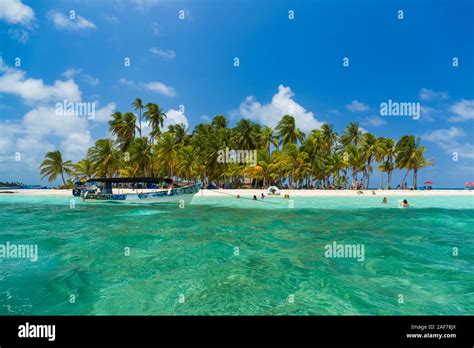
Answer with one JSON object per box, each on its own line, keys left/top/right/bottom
{"left": 39, "top": 99, "right": 432, "bottom": 189}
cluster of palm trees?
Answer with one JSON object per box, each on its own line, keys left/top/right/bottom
{"left": 39, "top": 98, "right": 433, "bottom": 189}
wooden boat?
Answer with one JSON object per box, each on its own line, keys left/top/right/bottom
{"left": 72, "top": 177, "right": 201, "bottom": 205}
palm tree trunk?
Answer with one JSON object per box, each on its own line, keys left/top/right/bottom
{"left": 379, "top": 172, "right": 384, "bottom": 189}
{"left": 387, "top": 171, "right": 392, "bottom": 190}
{"left": 412, "top": 169, "right": 418, "bottom": 189}
{"left": 402, "top": 169, "right": 410, "bottom": 187}
{"left": 60, "top": 172, "right": 66, "bottom": 187}
{"left": 138, "top": 109, "right": 142, "bottom": 137}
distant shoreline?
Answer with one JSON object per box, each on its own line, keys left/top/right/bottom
{"left": 3, "top": 189, "right": 473, "bottom": 197}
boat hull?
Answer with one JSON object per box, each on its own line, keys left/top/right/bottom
{"left": 81, "top": 183, "right": 201, "bottom": 205}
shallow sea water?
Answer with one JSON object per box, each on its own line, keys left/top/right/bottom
{"left": 0, "top": 194, "right": 472, "bottom": 315}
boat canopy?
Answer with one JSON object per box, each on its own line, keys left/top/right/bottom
{"left": 86, "top": 177, "right": 174, "bottom": 184}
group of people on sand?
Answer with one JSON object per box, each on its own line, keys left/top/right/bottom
{"left": 351, "top": 179, "right": 365, "bottom": 190}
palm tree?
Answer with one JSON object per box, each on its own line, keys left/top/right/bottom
{"left": 395, "top": 135, "right": 417, "bottom": 187}
{"left": 73, "top": 158, "right": 95, "bottom": 180}
{"left": 345, "top": 144, "right": 366, "bottom": 182}
{"left": 129, "top": 137, "right": 152, "bottom": 176}
{"left": 341, "top": 122, "right": 363, "bottom": 147}
{"left": 256, "top": 150, "right": 274, "bottom": 187}
{"left": 87, "top": 139, "right": 121, "bottom": 177}
{"left": 42, "top": 112, "right": 434, "bottom": 192}
{"left": 211, "top": 115, "right": 228, "bottom": 129}
{"left": 132, "top": 97, "right": 144, "bottom": 137}
{"left": 232, "top": 119, "right": 259, "bottom": 150}
{"left": 361, "top": 132, "right": 379, "bottom": 189}
{"left": 108, "top": 111, "right": 138, "bottom": 151}
{"left": 260, "top": 126, "right": 279, "bottom": 154}
{"left": 411, "top": 146, "right": 433, "bottom": 189}
{"left": 155, "top": 132, "right": 180, "bottom": 177}
{"left": 176, "top": 145, "right": 199, "bottom": 181}
{"left": 39, "top": 150, "right": 73, "bottom": 186}
{"left": 143, "top": 103, "right": 167, "bottom": 143}
{"left": 168, "top": 123, "right": 189, "bottom": 145}
{"left": 320, "top": 123, "right": 338, "bottom": 151}
{"left": 276, "top": 115, "right": 305, "bottom": 146}
{"left": 325, "top": 152, "right": 348, "bottom": 186}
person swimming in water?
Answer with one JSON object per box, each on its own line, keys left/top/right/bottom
{"left": 253, "top": 195, "right": 257, "bottom": 200}
{"left": 382, "top": 197, "right": 388, "bottom": 204}
{"left": 236, "top": 194, "right": 240, "bottom": 198}
{"left": 261, "top": 193, "right": 265, "bottom": 199}
{"left": 399, "top": 199, "right": 409, "bottom": 208}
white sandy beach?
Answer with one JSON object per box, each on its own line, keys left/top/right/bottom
{"left": 2, "top": 188, "right": 473, "bottom": 197}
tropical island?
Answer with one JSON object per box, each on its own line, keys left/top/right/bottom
{"left": 38, "top": 97, "right": 433, "bottom": 192}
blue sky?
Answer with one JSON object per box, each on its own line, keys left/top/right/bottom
{"left": 0, "top": 0, "right": 473, "bottom": 187}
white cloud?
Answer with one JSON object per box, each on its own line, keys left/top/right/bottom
{"left": 62, "top": 68, "right": 81, "bottom": 79}
{"left": 22, "top": 106, "right": 88, "bottom": 138}
{"left": 132, "top": 0, "right": 158, "bottom": 10}
{"left": 8, "top": 27, "right": 30, "bottom": 43}
{"left": 449, "top": 99, "right": 474, "bottom": 122}
{"left": 0, "top": 105, "right": 91, "bottom": 174}
{"left": 60, "top": 131, "right": 94, "bottom": 161}
{"left": 346, "top": 100, "right": 370, "bottom": 112}
{"left": 201, "top": 115, "right": 210, "bottom": 121}
{"left": 152, "top": 22, "right": 160, "bottom": 36}
{"left": 422, "top": 127, "right": 465, "bottom": 142}
{"left": 121, "top": 78, "right": 176, "bottom": 97}
{"left": 150, "top": 48, "right": 176, "bottom": 59}
{"left": 363, "top": 115, "right": 386, "bottom": 127}
{"left": 144, "top": 81, "right": 176, "bottom": 97}
{"left": 0, "top": 59, "right": 81, "bottom": 103}
{"left": 0, "top": 0, "right": 35, "bottom": 25}
{"left": 0, "top": 62, "right": 116, "bottom": 182}
{"left": 15, "top": 135, "right": 55, "bottom": 170}
{"left": 93, "top": 102, "right": 116, "bottom": 122}
{"left": 422, "top": 127, "right": 474, "bottom": 159}
{"left": 48, "top": 10, "right": 96, "bottom": 31}
{"left": 118, "top": 78, "right": 137, "bottom": 88}
{"left": 0, "top": 0, "right": 35, "bottom": 43}
{"left": 103, "top": 14, "right": 118, "bottom": 24}
{"left": 163, "top": 108, "right": 189, "bottom": 129}
{"left": 419, "top": 88, "right": 448, "bottom": 101}
{"left": 236, "top": 85, "right": 323, "bottom": 133}
{"left": 62, "top": 68, "right": 99, "bottom": 86}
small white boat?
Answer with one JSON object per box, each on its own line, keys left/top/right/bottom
{"left": 73, "top": 177, "right": 201, "bottom": 205}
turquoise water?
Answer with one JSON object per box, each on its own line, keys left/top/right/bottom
{"left": 0, "top": 194, "right": 473, "bottom": 315}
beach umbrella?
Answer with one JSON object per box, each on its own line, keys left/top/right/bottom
{"left": 266, "top": 186, "right": 281, "bottom": 195}
{"left": 424, "top": 181, "right": 433, "bottom": 185}
{"left": 465, "top": 182, "right": 474, "bottom": 187}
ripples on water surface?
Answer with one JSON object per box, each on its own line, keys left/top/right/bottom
{"left": 0, "top": 194, "right": 473, "bottom": 315}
